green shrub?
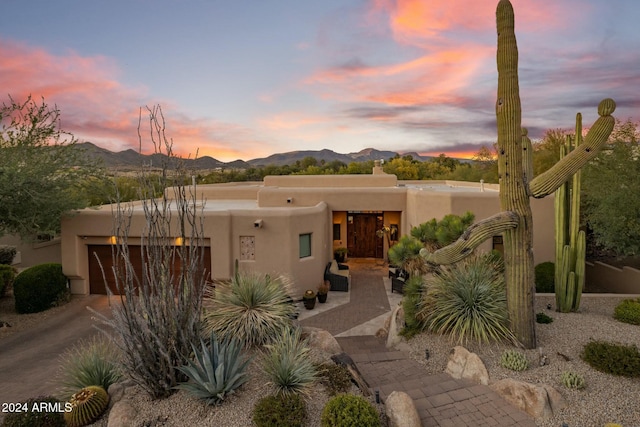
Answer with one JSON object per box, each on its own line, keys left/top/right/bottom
{"left": 13, "top": 263, "right": 69, "bottom": 313}
{"left": 500, "top": 350, "right": 529, "bottom": 372}
{"left": 0, "top": 245, "right": 16, "bottom": 265}
{"left": 581, "top": 340, "right": 640, "bottom": 377}
{"left": 263, "top": 326, "right": 317, "bottom": 398}
{"left": 321, "top": 394, "right": 380, "bottom": 427}
{"left": 400, "top": 275, "right": 425, "bottom": 338}
{"left": 560, "top": 371, "right": 585, "bottom": 390}
{"left": 252, "top": 394, "right": 307, "bottom": 427}
{"left": 417, "top": 255, "right": 517, "bottom": 345}
{"left": 534, "top": 262, "right": 555, "bottom": 293}
{"left": 176, "top": 332, "right": 251, "bottom": 405}
{"left": 536, "top": 312, "right": 553, "bottom": 324}
{"left": 56, "top": 334, "right": 122, "bottom": 399}
{"left": 317, "top": 363, "right": 353, "bottom": 396}
{"left": 0, "top": 396, "right": 66, "bottom": 427}
{"left": 0, "top": 264, "right": 16, "bottom": 297}
{"left": 202, "top": 272, "right": 296, "bottom": 347}
{"left": 613, "top": 298, "right": 640, "bottom": 325}
{"left": 64, "top": 386, "right": 109, "bottom": 427}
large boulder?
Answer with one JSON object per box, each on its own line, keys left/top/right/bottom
{"left": 385, "top": 391, "right": 421, "bottom": 427}
{"left": 302, "top": 327, "right": 342, "bottom": 355}
{"left": 386, "top": 305, "right": 405, "bottom": 349}
{"left": 107, "top": 400, "right": 137, "bottom": 427}
{"left": 445, "top": 346, "right": 489, "bottom": 385}
{"left": 490, "top": 378, "right": 567, "bottom": 419}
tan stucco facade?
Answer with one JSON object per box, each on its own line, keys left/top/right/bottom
{"left": 60, "top": 174, "right": 555, "bottom": 297}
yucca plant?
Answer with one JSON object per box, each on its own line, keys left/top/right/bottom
{"left": 56, "top": 334, "right": 122, "bottom": 399}
{"left": 417, "top": 254, "right": 518, "bottom": 345}
{"left": 175, "top": 332, "right": 251, "bottom": 405}
{"left": 202, "top": 272, "right": 296, "bottom": 348}
{"left": 263, "top": 326, "right": 317, "bottom": 398}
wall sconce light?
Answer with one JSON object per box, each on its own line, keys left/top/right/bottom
{"left": 254, "top": 219, "right": 263, "bottom": 229}
{"left": 108, "top": 236, "right": 118, "bottom": 245}
{"left": 175, "top": 237, "right": 184, "bottom": 246}
{"left": 286, "top": 197, "right": 293, "bottom": 204}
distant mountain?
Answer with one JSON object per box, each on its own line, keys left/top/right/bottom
{"left": 77, "top": 142, "right": 459, "bottom": 170}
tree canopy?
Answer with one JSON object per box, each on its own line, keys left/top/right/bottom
{"left": 0, "top": 96, "right": 103, "bottom": 239}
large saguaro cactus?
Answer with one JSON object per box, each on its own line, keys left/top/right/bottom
{"left": 420, "top": 0, "right": 615, "bottom": 348}
{"left": 555, "top": 114, "right": 586, "bottom": 312}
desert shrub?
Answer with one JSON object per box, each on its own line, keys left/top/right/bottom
{"left": 560, "top": 371, "right": 585, "bottom": 390}
{"left": 317, "top": 362, "right": 353, "bottom": 396}
{"left": 321, "top": 394, "right": 380, "bottom": 427}
{"left": 387, "top": 235, "right": 426, "bottom": 275}
{"left": 263, "top": 326, "right": 317, "bottom": 398}
{"left": 0, "top": 396, "right": 66, "bottom": 427}
{"left": 581, "top": 341, "right": 640, "bottom": 377}
{"left": 534, "top": 262, "right": 555, "bottom": 293}
{"left": 500, "top": 350, "right": 529, "bottom": 371}
{"left": 202, "top": 272, "right": 296, "bottom": 347}
{"left": 0, "top": 264, "right": 15, "bottom": 297}
{"left": 176, "top": 332, "right": 251, "bottom": 405}
{"left": 64, "top": 386, "right": 109, "bottom": 427}
{"left": 410, "top": 211, "right": 475, "bottom": 250}
{"left": 417, "top": 255, "right": 517, "bottom": 345}
{"left": 400, "top": 275, "right": 425, "bottom": 338}
{"left": 536, "top": 312, "right": 553, "bottom": 324}
{"left": 252, "top": 393, "right": 306, "bottom": 427}
{"left": 0, "top": 245, "right": 16, "bottom": 265}
{"left": 613, "top": 298, "right": 640, "bottom": 325}
{"left": 13, "top": 263, "right": 69, "bottom": 313}
{"left": 56, "top": 334, "right": 122, "bottom": 399}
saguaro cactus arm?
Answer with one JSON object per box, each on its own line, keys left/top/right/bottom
{"left": 529, "top": 99, "right": 616, "bottom": 198}
{"left": 420, "top": 211, "right": 518, "bottom": 265}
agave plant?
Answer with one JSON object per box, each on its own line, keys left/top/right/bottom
{"left": 175, "top": 332, "right": 251, "bottom": 405}
{"left": 263, "top": 326, "right": 317, "bottom": 398}
{"left": 417, "top": 254, "right": 518, "bottom": 345}
{"left": 202, "top": 272, "right": 297, "bottom": 347}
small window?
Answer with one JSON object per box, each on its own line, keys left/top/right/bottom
{"left": 333, "top": 224, "right": 341, "bottom": 241}
{"left": 299, "top": 233, "right": 312, "bottom": 258}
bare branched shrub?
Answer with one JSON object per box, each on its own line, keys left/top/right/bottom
{"left": 92, "top": 105, "right": 207, "bottom": 399}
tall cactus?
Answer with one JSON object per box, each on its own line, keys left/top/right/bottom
{"left": 555, "top": 115, "right": 586, "bottom": 312}
{"left": 420, "top": 0, "right": 616, "bottom": 349}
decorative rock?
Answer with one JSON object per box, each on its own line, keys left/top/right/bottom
{"left": 490, "top": 378, "right": 567, "bottom": 419}
{"left": 107, "top": 382, "right": 126, "bottom": 409}
{"left": 107, "top": 400, "right": 136, "bottom": 427}
{"left": 385, "top": 391, "right": 421, "bottom": 427}
{"left": 386, "top": 305, "right": 404, "bottom": 349}
{"left": 445, "top": 346, "right": 489, "bottom": 385}
{"left": 302, "top": 327, "right": 342, "bottom": 355}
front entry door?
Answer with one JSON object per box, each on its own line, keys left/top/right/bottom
{"left": 347, "top": 213, "right": 383, "bottom": 258}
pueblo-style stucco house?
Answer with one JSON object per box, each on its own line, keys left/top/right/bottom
{"left": 60, "top": 164, "right": 554, "bottom": 296}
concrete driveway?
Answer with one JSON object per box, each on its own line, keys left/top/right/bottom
{"left": 0, "top": 295, "right": 113, "bottom": 405}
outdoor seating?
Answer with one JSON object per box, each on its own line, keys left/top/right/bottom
{"left": 324, "top": 260, "right": 350, "bottom": 292}
{"left": 391, "top": 269, "right": 408, "bottom": 294}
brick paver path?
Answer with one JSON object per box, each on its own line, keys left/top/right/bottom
{"left": 303, "top": 260, "right": 536, "bottom": 427}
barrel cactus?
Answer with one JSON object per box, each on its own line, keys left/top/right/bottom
{"left": 64, "top": 386, "right": 109, "bottom": 427}
{"left": 560, "top": 371, "right": 585, "bottom": 390}
{"left": 500, "top": 350, "right": 529, "bottom": 372}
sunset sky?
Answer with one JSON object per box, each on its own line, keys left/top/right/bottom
{"left": 2, "top": 0, "right": 639, "bottom": 162}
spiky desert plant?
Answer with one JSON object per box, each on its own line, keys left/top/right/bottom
{"left": 175, "top": 332, "right": 251, "bottom": 405}
{"left": 417, "top": 255, "right": 517, "bottom": 345}
{"left": 56, "top": 334, "right": 122, "bottom": 399}
{"left": 202, "top": 272, "right": 296, "bottom": 347}
{"left": 263, "top": 326, "right": 317, "bottom": 398}
{"left": 64, "top": 386, "right": 109, "bottom": 427}
{"left": 419, "top": 0, "right": 616, "bottom": 349}
{"left": 560, "top": 371, "right": 585, "bottom": 390}
{"left": 500, "top": 350, "right": 529, "bottom": 372}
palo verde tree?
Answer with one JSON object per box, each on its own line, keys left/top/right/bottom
{"left": 0, "top": 96, "right": 102, "bottom": 239}
{"left": 420, "top": 0, "right": 616, "bottom": 348}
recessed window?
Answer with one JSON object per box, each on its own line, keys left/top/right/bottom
{"left": 299, "top": 233, "right": 312, "bottom": 258}
{"left": 333, "top": 224, "right": 341, "bottom": 241}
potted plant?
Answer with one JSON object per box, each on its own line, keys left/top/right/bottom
{"left": 303, "top": 290, "right": 316, "bottom": 310}
{"left": 317, "top": 281, "right": 330, "bottom": 303}
{"left": 334, "top": 247, "right": 348, "bottom": 263}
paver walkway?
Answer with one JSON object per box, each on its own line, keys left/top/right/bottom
{"left": 303, "top": 260, "right": 536, "bottom": 427}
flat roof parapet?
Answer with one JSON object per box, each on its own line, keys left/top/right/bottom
{"left": 263, "top": 174, "right": 397, "bottom": 188}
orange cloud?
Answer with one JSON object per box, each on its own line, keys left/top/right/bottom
{"left": 0, "top": 39, "right": 266, "bottom": 162}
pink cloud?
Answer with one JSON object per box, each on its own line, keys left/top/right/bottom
{"left": 0, "top": 39, "right": 265, "bottom": 162}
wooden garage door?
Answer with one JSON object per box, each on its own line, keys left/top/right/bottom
{"left": 88, "top": 245, "right": 211, "bottom": 295}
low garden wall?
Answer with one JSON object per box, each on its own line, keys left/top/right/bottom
{"left": 585, "top": 261, "right": 640, "bottom": 294}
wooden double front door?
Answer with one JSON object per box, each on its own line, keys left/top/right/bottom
{"left": 347, "top": 213, "right": 384, "bottom": 258}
